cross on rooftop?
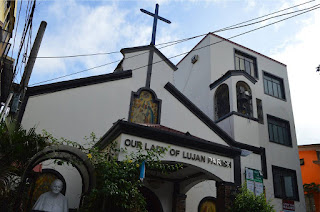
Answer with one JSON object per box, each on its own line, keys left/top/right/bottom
{"left": 140, "top": 4, "right": 171, "bottom": 45}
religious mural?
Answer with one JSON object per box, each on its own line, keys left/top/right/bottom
{"left": 129, "top": 90, "right": 160, "bottom": 124}
{"left": 198, "top": 197, "right": 217, "bottom": 212}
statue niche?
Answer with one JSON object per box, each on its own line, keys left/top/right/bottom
{"left": 32, "top": 179, "right": 68, "bottom": 212}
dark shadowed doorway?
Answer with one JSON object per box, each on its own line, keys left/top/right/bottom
{"left": 140, "top": 187, "right": 163, "bottom": 212}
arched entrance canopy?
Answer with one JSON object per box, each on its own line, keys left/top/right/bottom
{"left": 21, "top": 145, "right": 96, "bottom": 194}
{"left": 97, "top": 120, "right": 241, "bottom": 186}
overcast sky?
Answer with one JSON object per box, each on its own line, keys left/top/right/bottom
{"left": 11, "top": 0, "right": 320, "bottom": 145}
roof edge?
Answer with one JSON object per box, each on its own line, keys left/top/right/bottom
{"left": 176, "top": 33, "right": 210, "bottom": 66}
{"left": 210, "top": 70, "right": 257, "bottom": 90}
{"left": 26, "top": 70, "right": 133, "bottom": 97}
{"left": 97, "top": 120, "right": 241, "bottom": 158}
{"left": 120, "top": 45, "right": 178, "bottom": 71}
{"left": 209, "top": 33, "right": 286, "bottom": 67}
{"left": 164, "top": 82, "right": 263, "bottom": 154}
{"left": 176, "top": 33, "right": 286, "bottom": 67}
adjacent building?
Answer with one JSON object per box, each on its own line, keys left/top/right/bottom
{"left": 175, "top": 33, "right": 304, "bottom": 212}
{"left": 19, "top": 33, "right": 304, "bottom": 211}
{"left": 0, "top": 0, "right": 17, "bottom": 104}
{"left": 299, "top": 144, "right": 320, "bottom": 212}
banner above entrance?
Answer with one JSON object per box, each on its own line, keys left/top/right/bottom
{"left": 116, "top": 134, "right": 235, "bottom": 183}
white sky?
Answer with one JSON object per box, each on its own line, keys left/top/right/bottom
{"left": 11, "top": 0, "right": 320, "bottom": 145}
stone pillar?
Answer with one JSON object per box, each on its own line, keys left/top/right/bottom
{"left": 216, "top": 182, "right": 238, "bottom": 212}
{"left": 172, "top": 183, "right": 186, "bottom": 212}
{"left": 173, "top": 194, "right": 187, "bottom": 212}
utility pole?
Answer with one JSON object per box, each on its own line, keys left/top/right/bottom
{"left": 19, "top": 21, "right": 47, "bottom": 94}
{"left": 0, "top": 21, "right": 47, "bottom": 121}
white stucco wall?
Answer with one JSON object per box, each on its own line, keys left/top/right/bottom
{"left": 176, "top": 34, "right": 305, "bottom": 211}
{"left": 186, "top": 180, "right": 216, "bottom": 212}
{"left": 21, "top": 39, "right": 305, "bottom": 211}
{"left": 21, "top": 47, "right": 235, "bottom": 210}
{"left": 174, "top": 36, "right": 213, "bottom": 118}
{"left": 22, "top": 76, "right": 141, "bottom": 147}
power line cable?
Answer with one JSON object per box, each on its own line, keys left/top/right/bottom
{"left": 213, "top": 3, "right": 320, "bottom": 33}
{"left": 33, "top": 51, "right": 120, "bottom": 59}
{"left": 217, "top": 0, "right": 315, "bottom": 32}
{"left": 12, "top": 0, "right": 36, "bottom": 81}
{"left": 154, "top": 3, "right": 320, "bottom": 51}
{"left": 10, "top": 0, "right": 23, "bottom": 59}
{"left": 153, "top": 0, "right": 316, "bottom": 46}
{"left": 29, "top": 0, "right": 317, "bottom": 59}
{"left": 30, "top": 60, "right": 123, "bottom": 85}
{"left": 158, "top": 2, "right": 319, "bottom": 48}
{"left": 148, "top": 5, "right": 320, "bottom": 68}
{"left": 30, "top": 4, "right": 320, "bottom": 86}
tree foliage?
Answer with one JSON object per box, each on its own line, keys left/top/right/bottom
{"left": 0, "top": 122, "right": 181, "bottom": 212}
{"left": 231, "top": 184, "right": 275, "bottom": 212}
{"left": 80, "top": 134, "right": 182, "bottom": 212}
{"left": 304, "top": 182, "right": 320, "bottom": 194}
{"left": 0, "top": 119, "right": 48, "bottom": 211}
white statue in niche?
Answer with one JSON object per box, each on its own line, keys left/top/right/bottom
{"left": 32, "top": 179, "right": 68, "bottom": 212}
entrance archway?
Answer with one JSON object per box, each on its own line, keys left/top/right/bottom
{"left": 16, "top": 145, "right": 96, "bottom": 210}
{"left": 140, "top": 186, "right": 163, "bottom": 212}
{"left": 144, "top": 161, "right": 237, "bottom": 212}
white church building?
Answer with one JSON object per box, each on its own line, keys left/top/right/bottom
{"left": 19, "top": 33, "right": 305, "bottom": 211}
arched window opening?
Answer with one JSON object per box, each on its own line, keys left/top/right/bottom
{"left": 214, "top": 84, "right": 230, "bottom": 120}
{"left": 236, "top": 81, "right": 253, "bottom": 117}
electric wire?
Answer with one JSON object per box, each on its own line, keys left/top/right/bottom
{"left": 30, "top": 4, "right": 320, "bottom": 86}
{"left": 215, "top": 0, "right": 316, "bottom": 32}
{"left": 30, "top": 60, "right": 123, "bottom": 85}
{"left": 155, "top": 3, "right": 320, "bottom": 51}
{"left": 13, "top": 1, "right": 32, "bottom": 73}
{"left": 213, "top": 3, "right": 320, "bottom": 33}
{"left": 157, "top": 0, "right": 316, "bottom": 47}
{"left": 29, "top": 0, "right": 317, "bottom": 59}
{"left": 15, "top": 0, "right": 32, "bottom": 81}
{"left": 12, "top": 0, "right": 36, "bottom": 82}
{"left": 13, "top": 0, "right": 309, "bottom": 60}
{"left": 10, "top": 0, "right": 23, "bottom": 59}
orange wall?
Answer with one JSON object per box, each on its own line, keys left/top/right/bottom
{"left": 299, "top": 150, "right": 320, "bottom": 212}
{"left": 299, "top": 150, "right": 320, "bottom": 184}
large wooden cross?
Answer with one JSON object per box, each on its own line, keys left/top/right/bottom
{"left": 140, "top": 4, "right": 171, "bottom": 45}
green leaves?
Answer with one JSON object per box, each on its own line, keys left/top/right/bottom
{"left": 81, "top": 140, "right": 181, "bottom": 211}
{"left": 231, "top": 184, "right": 275, "bottom": 212}
{"left": 304, "top": 183, "right": 320, "bottom": 194}
{"left": 0, "top": 119, "right": 49, "bottom": 210}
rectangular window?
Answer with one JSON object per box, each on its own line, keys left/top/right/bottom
{"left": 235, "top": 50, "right": 258, "bottom": 78}
{"left": 263, "top": 72, "right": 285, "bottom": 99}
{"left": 267, "top": 115, "right": 291, "bottom": 146}
{"left": 300, "top": 159, "right": 304, "bottom": 165}
{"left": 272, "top": 166, "right": 299, "bottom": 201}
{"left": 256, "top": 98, "right": 263, "bottom": 124}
